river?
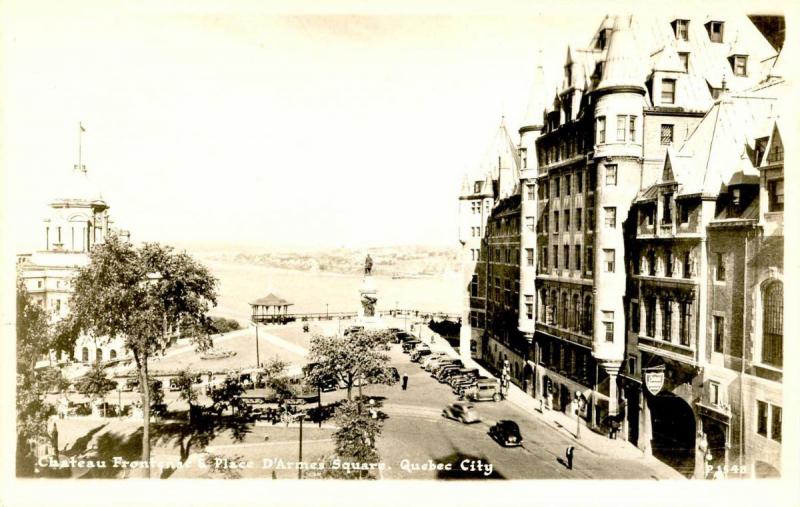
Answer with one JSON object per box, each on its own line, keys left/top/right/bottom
{"left": 205, "top": 260, "right": 462, "bottom": 323}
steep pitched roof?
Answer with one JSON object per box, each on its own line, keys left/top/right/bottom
{"left": 597, "top": 15, "right": 647, "bottom": 92}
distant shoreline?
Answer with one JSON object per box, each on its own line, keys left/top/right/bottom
{"left": 202, "top": 258, "right": 459, "bottom": 280}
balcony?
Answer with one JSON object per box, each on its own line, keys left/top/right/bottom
{"left": 658, "top": 221, "right": 675, "bottom": 237}
{"left": 637, "top": 334, "right": 695, "bottom": 365}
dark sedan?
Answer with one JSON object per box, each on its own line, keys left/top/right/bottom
{"left": 489, "top": 420, "right": 523, "bottom": 447}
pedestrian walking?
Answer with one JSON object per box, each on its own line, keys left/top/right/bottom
{"left": 565, "top": 445, "right": 575, "bottom": 470}
{"left": 402, "top": 373, "right": 408, "bottom": 390}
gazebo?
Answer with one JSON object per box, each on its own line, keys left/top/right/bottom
{"left": 249, "top": 293, "right": 294, "bottom": 324}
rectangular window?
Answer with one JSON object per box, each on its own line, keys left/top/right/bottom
{"left": 526, "top": 216, "right": 535, "bottom": 232}
{"left": 733, "top": 55, "right": 747, "bottom": 76}
{"left": 679, "top": 301, "right": 691, "bottom": 346}
{"left": 542, "top": 246, "right": 548, "bottom": 269}
{"left": 661, "top": 124, "right": 674, "bottom": 145}
{"left": 474, "top": 181, "right": 483, "bottom": 193}
{"left": 553, "top": 248, "right": 559, "bottom": 270}
{"left": 661, "top": 299, "right": 672, "bottom": 341}
{"left": 586, "top": 247, "right": 594, "bottom": 273}
{"left": 603, "top": 311, "right": 614, "bottom": 342}
{"left": 564, "top": 210, "right": 570, "bottom": 231}
{"left": 555, "top": 178, "right": 560, "bottom": 197}
{"left": 663, "top": 193, "right": 673, "bottom": 224}
{"left": 674, "top": 19, "right": 689, "bottom": 41}
{"left": 597, "top": 116, "right": 606, "bottom": 144}
{"left": 772, "top": 405, "right": 782, "bottom": 442}
{"left": 678, "top": 52, "right": 689, "bottom": 71}
{"left": 631, "top": 301, "right": 640, "bottom": 333}
{"left": 604, "top": 207, "right": 616, "bottom": 228}
{"left": 646, "top": 297, "right": 656, "bottom": 337}
{"left": 757, "top": 400, "right": 768, "bottom": 437}
{"left": 588, "top": 209, "right": 595, "bottom": 231}
{"left": 605, "top": 164, "right": 617, "bottom": 186}
{"left": 661, "top": 79, "right": 676, "bottom": 104}
{"left": 470, "top": 275, "right": 478, "bottom": 297}
{"left": 769, "top": 180, "right": 784, "bottom": 212}
{"left": 526, "top": 248, "right": 534, "bottom": 267}
{"left": 564, "top": 245, "right": 570, "bottom": 270}
{"left": 708, "top": 21, "right": 724, "bottom": 43}
{"left": 665, "top": 249, "right": 673, "bottom": 277}
{"left": 716, "top": 252, "right": 726, "bottom": 281}
{"left": 713, "top": 315, "right": 724, "bottom": 353}
{"left": 575, "top": 245, "right": 581, "bottom": 270}
{"left": 629, "top": 115, "right": 637, "bottom": 142}
{"left": 576, "top": 173, "right": 583, "bottom": 193}
{"left": 603, "top": 249, "right": 615, "bottom": 272}
{"left": 683, "top": 251, "right": 691, "bottom": 278}
{"left": 576, "top": 208, "right": 582, "bottom": 230}
{"left": 564, "top": 175, "right": 571, "bottom": 196}
{"left": 525, "top": 295, "right": 534, "bottom": 320}
{"left": 554, "top": 211, "right": 559, "bottom": 233}
{"left": 709, "top": 381, "right": 720, "bottom": 405}
{"left": 646, "top": 207, "right": 655, "bottom": 226}
{"left": 680, "top": 202, "right": 690, "bottom": 223}
{"left": 526, "top": 184, "right": 535, "bottom": 200}
{"left": 543, "top": 213, "right": 549, "bottom": 233}
{"left": 617, "top": 115, "right": 626, "bottom": 141}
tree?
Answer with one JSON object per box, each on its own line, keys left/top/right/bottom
{"left": 330, "top": 400, "right": 382, "bottom": 479}
{"left": 208, "top": 377, "right": 246, "bottom": 418}
{"left": 306, "top": 330, "right": 394, "bottom": 409}
{"left": 64, "top": 234, "right": 217, "bottom": 478}
{"left": 260, "top": 358, "right": 293, "bottom": 402}
{"left": 15, "top": 278, "right": 59, "bottom": 475}
{"left": 174, "top": 369, "right": 199, "bottom": 421}
{"left": 210, "top": 317, "right": 241, "bottom": 334}
{"left": 75, "top": 363, "right": 117, "bottom": 416}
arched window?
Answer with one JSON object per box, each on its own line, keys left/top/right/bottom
{"left": 110, "top": 349, "right": 117, "bottom": 360}
{"left": 96, "top": 348, "right": 103, "bottom": 363}
{"left": 582, "top": 295, "right": 593, "bottom": 334}
{"left": 81, "top": 347, "right": 89, "bottom": 362}
{"left": 551, "top": 290, "right": 559, "bottom": 326}
{"left": 572, "top": 294, "right": 580, "bottom": 330}
{"left": 762, "top": 282, "right": 783, "bottom": 367}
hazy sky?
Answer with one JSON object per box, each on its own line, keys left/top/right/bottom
{"left": 3, "top": 1, "right": 602, "bottom": 252}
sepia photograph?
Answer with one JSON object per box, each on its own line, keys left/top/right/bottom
{"left": 0, "top": 0, "right": 794, "bottom": 505}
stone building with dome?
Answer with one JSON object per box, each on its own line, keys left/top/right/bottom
{"left": 17, "top": 150, "right": 130, "bottom": 366}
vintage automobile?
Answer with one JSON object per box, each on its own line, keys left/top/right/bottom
{"left": 464, "top": 379, "right": 503, "bottom": 402}
{"left": 441, "top": 402, "right": 480, "bottom": 424}
{"left": 488, "top": 420, "right": 523, "bottom": 447}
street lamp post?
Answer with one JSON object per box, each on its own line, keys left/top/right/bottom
{"left": 297, "top": 413, "right": 306, "bottom": 479}
{"left": 253, "top": 321, "right": 261, "bottom": 368}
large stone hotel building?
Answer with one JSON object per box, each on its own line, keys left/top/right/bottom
{"left": 458, "top": 13, "right": 783, "bottom": 478}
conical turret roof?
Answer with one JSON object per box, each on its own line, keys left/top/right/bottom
{"left": 596, "top": 15, "right": 646, "bottom": 92}
{"left": 521, "top": 53, "right": 548, "bottom": 130}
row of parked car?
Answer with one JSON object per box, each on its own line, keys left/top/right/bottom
{"left": 396, "top": 330, "right": 523, "bottom": 447}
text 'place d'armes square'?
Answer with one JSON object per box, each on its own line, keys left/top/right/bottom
{"left": 15, "top": 12, "right": 784, "bottom": 482}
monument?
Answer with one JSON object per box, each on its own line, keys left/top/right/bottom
{"left": 357, "top": 254, "right": 383, "bottom": 329}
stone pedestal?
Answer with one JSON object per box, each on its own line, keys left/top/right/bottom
{"left": 357, "top": 275, "right": 384, "bottom": 329}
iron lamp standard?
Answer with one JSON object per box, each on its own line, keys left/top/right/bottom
{"left": 297, "top": 413, "right": 306, "bottom": 479}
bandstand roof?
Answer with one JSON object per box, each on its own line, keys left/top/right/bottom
{"left": 249, "top": 293, "right": 293, "bottom": 307}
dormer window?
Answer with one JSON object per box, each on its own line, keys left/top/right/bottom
{"left": 731, "top": 187, "right": 741, "bottom": 207}
{"left": 661, "top": 78, "right": 676, "bottom": 104}
{"left": 597, "top": 28, "right": 611, "bottom": 50}
{"left": 678, "top": 52, "right": 689, "bottom": 71}
{"left": 672, "top": 19, "right": 690, "bottom": 41}
{"left": 731, "top": 55, "right": 748, "bottom": 76}
{"left": 474, "top": 181, "right": 483, "bottom": 194}
{"left": 706, "top": 21, "right": 724, "bottom": 43}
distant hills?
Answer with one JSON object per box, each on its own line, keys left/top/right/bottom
{"left": 196, "top": 245, "right": 460, "bottom": 276}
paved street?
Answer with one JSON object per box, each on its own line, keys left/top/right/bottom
{"left": 363, "top": 339, "right": 683, "bottom": 480}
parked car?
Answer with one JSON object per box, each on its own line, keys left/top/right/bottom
{"left": 402, "top": 340, "right": 421, "bottom": 353}
{"left": 412, "top": 342, "right": 430, "bottom": 353}
{"left": 448, "top": 369, "right": 479, "bottom": 388}
{"left": 410, "top": 349, "right": 432, "bottom": 362}
{"left": 431, "top": 360, "right": 463, "bottom": 377}
{"left": 421, "top": 353, "right": 446, "bottom": 369}
{"left": 320, "top": 378, "right": 338, "bottom": 392}
{"left": 435, "top": 364, "right": 462, "bottom": 381}
{"left": 344, "top": 325, "right": 365, "bottom": 336}
{"left": 488, "top": 420, "right": 523, "bottom": 447}
{"left": 453, "top": 375, "right": 491, "bottom": 395}
{"left": 439, "top": 367, "right": 472, "bottom": 383}
{"left": 464, "top": 379, "right": 503, "bottom": 402}
{"left": 425, "top": 356, "right": 455, "bottom": 372}
{"left": 441, "top": 402, "right": 480, "bottom": 424}
{"left": 394, "top": 332, "right": 416, "bottom": 344}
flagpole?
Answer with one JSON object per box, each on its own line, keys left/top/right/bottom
{"left": 77, "top": 122, "right": 85, "bottom": 172}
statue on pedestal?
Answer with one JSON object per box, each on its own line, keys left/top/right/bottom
{"left": 361, "top": 294, "right": 377, "bottom": 317}
{"left": 364, "top": 254, "right": 373, "bottom": 276}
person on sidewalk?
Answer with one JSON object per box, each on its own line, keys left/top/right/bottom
{"left": 402, "top": 373, "right": 409, "bottom": 390}
{"left": 566, "top": 445, "right": 575, "bottom": 470}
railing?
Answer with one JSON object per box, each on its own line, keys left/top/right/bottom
{"left": 252, "top": 308, "right": 461, "bottom": 325}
